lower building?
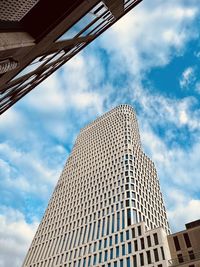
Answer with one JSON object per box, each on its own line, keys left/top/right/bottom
{"left": 168, "top": 220, "right": 200, "bottom": 267}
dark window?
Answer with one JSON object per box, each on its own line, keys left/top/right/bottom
{"left": 146, "top": 250, "right": 151, "bottom": 264}
{"left": 147, "top": 235, "right": 151, "bottom": 247}
{"left": 134, "top": 240, "right": 138, "bottom": 251}
{"left": 140, "top": 238, "right": 145, "bottom": 249}
{"left": 160, "top": 246, "right": 165, "bottom": 260}
{"left": 173, "top": 236, "right": 181, "bottom": 251}
{"left": 188, "top": 250, "right": 195, "bottom": 260}
{"left": 128, "top": 242, "right": 132, "bottom": 253}
{"left": 153, "top": 233, "right": 159, "bottom": 245}
{"left": 120, "top": 259, "right": 123, "bottom": 267}
{"left": 133, "top": 255, "right": 137, "bottom": 267}
{"left": 116, "top": 246, "right": 119, "bottom": 257}
{"left": 132, "top": 228, "right": 135, "bottom": 238}
{"left": 126, "top": 230, "right": 129, "bottom": 240}
{"left": 184, "top": 233, "right": 192, "bottom": 248}
{"left": 140, "top": 253, "right": 144, "bottom": 266}
{"left": 127, "top": 209, "right": 131, "bottom": 226}
{"left": 138, "top": 226, "right": 141, "bottom": 236}
{"left": 177, "top": 254, "right": 184, "bottom": 263}
{"left": 122, "top": 244, "right": 125, "bottom": 256}
{"left": 114, "top": 261, "right": 117, "bottom": 267}
{"left": 154, "top": 248, "right": 159, "bottom": 262}
{"left": 158, "top": 265, "right": 162, "bottom": 267}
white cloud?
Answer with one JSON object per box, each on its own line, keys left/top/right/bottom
{"left": 167, "top": 193, "right": 200, "bottom": 231}
{"left": 0, "top": 207, "right": 38, "bottom": 267}
{"left": 179, "top": 67, "right": 196, "bottom": 89}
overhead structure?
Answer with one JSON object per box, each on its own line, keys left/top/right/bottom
{"left": 0, "top": 0, "right": 142, "bottom": 115}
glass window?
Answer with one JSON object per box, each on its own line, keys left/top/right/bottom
{"left": 115, "top": 234, "right": 118, "bottom": 244}
{"left": 104, "top": 250, "right": 108, "bottom": 262}
{"left": 154, "top": 248, "right": 159, "bottom": 262}
{"left": 104, "top": 238, "right": 107, "bottom": 248}
{"left": 120, "top": 259, "right": 123, "bottom": 267}
{"left": 120, "top": 232, "right": 123, "bottom": 242}
{"left": 122, "top": 244, "right": 125, "bottom": 256}
{"left": 133, "top": 255, "right": 137, "bottom": 267}
{"left": 109, "top": 236, "right": 112, "bottom": 246}
{"left": 153, "top": 233, "right": 158, "bottom": 245}
{"left": 134, "top": 240, "right": 138, "bottom": 251}
{"left": 114, "top": 261, "right": 117, "bottom": 267}
{"left": 132, "top": 228, "right": 135, "bottom": 238}
{"left": 126, "top": 230, "right": 129, "bottom": 240}
{"left": 138, "top": 226, "right": 141, "bottom": 236}
{"left": 112, "top": 214, "right": 115, "bottom": 233}
{"left": 177, "top": 253, "right": 184, "bottom": 263}
{"left": 122, "top": 210, "right": 125, "bottom": 228}
{"left": 99, "top": 252, "right": 102, "bottom": 263}
{"left": 184, "top": 233, "right": 192, "bottom": 248}
{"left": 93, "top": 254, "right": 97, "bottom": 265}
{"left": 146, "top": 250, "right": 151, "bottom": 264}
{"left": 117, "top": 212, "right": 120, "bottom": 231}
{"left": 128, "top": 242, "right": 132, "bottom": 253}
{"left": 127, "top": 209, "right": 131, "bottom": 226}
{"left": 160, "top": 246, "right": 165, "bottom": 260}
{"left": 173, "top": 236, "right": 180, "bottom": 251}
{"left": 140, "top": 253, "right": 144, "bottom": 266}
{"left": 140, "top": 238, "right": 145, "bottom": 249}
{"left": 110, "top": 248, "right": 113, "bottom": 260}
{"left": 147, "top": 235, "right": 151, "bottom": 247}
{"left": 116, "top": 246, "right": 119, "bottom": 257}
{"left": 127, "top": 257, "right": 131, "bottom": 267}
{"left": 188, "top": 250, "right": 195, "bottom": 260}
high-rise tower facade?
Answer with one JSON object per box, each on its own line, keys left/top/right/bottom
{"left": 22, "top": 105, "right": 171, "bottom": 267}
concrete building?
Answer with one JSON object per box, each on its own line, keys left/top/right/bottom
{"left": 22, "top": 105, "right": 171, "bottom": 267}
{"left": 168, "top": 220, "right": 200, "bottom": 267}
{"left": 0, "top": 0, "right": 142, "bottom": 114}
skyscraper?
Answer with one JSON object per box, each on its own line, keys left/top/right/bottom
{"left": 22, "top": 104, "right": 171, "bottom": 267}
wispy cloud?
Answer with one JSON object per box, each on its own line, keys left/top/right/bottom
{"left": 179, "top": 66, "right": 196, "bottom": 89}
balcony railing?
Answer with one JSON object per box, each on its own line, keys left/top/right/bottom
{"left": 168, "top": 251, "right": 200, "bottom": 266}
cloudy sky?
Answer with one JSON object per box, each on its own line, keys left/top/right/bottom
{"left": 1, "top": 0, "right": 200, "bottom": 266}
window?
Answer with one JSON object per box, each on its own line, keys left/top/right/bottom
{"left": 128, "top": 242, "right": 132, "bottom": 253}
{"left": 177, "top": 253, "right": 184, "bottom": 263}
{"left": 104, "top": 250, "right": 108, "bottom": 261}
{"left": 122, "top": 244, "right": 126, "bottom": 256}
{"left": 127, "top": 257, "right": 131, "bottom": 267}
{"left": 115, "top": 234, "right": 118, "bottom": 244}
{"left": 99, "top": 252, "right": 102, "bottom": 263}
{"left": 93, "top": 254, "right": 97, "bottom": 265}
{"left": 133, "top": 255, "right": 137, "bottom": 267}
{"left": 132, "top": 228, "right": 135, "bottom": 238}
{"left": 160, "top": 246, "right": 165, "bottom": 260}
{"left": 138, "top": 226, "right": 141, "bottom": 236}
{"left": 147, "top": 235, "right": 151, "bottom": 247}
{"left": 153, "top": 233, "right": 159, "bottom": 245}
{"left": 184, "top": 233, "right": 191, "bottom": 248}
{"left": 140, "top": 238, "right": 145, "bottom": 249}
{"left": 110, "top": 248, "right": 113, "bottom": 259}
{"left": 120, "top": 232, "right": 123, "bottom": 242}
{"left": 188, "top": 250, "right": 195, "bottom": 260}
{"left": 127, "top": 209, "right": 131, "bottom": 226}
{"left": 126, "top": 230, "right": 129, "bottom": 240}
{"left": 120, "top": 259, "right": 123, "bottom": 267}
{"left": 140, "top": 253, "right": 144, "bottom": 266}
{"left": 116, "top": 246, "right": 119, "bottom": 257}
{"left": 154, "top": 248, "right": 159, "bottom": 262}
{"left": 173, "top": 236, "right": 181, "bottom": 251}
{"left": 146, "top": 250, "right": 151, "bottom": 264}
{"left": 134, "top": 240, "right": 138, "bottom": 251}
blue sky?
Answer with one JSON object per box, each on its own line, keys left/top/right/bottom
{"left": 1, "top": 0, "right": 200, "bottom": 266}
